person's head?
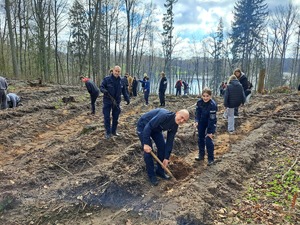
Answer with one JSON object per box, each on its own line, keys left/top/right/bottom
{"left": 125, "top": 73, "right": 129, "bottom": 77}
{"left": 201, "top": 87, "right": 212, "bottom": 103}
{"left": 234, "top": 68, "right": 242, "bottom": 78}
{"left": 161, "top": 72, "right": 165, "bottom": 77}
{"left": 79, "top": 76, "right": 85, "bottom": 82}
{"left": 113, "top": 66, "right": 121, "bottom": 78}
{"left": 175, "top": 109, "right": 190, "bottom": 125}
{"left": 145, "top": 76, "right": 149, "bottom": 80}
{"left": 144, "top": 73, "right": 148, "bottom": 78}
{"left": 228, "top": 74, "right": 237, "bottom": 83}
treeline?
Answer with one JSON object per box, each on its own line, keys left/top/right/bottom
{"left": 0, "top": 0, "right": 300, "bottom": 94}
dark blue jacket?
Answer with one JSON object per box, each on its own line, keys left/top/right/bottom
{"left": 159, "top": 77, "right": 167, "bottom": 92}
{"left": 239, "top": 74, "right": 249, "bottom": 93}
{"left": 139, "top": 80, "right": 150, "bottom": 91}
{"left": 195, "top": 99, "right": 217, "bottom": 134}
{"left": 137, "top": 108, "right": 178, "bottom": 159}
{"left": 85, "top": 79, "right": 100, "bottom": 95}
{"left": 100, "top": 74, "right": 130, "bottom": 104}
{"left": 224, "top": 79, "right": 245, "bottom": 108}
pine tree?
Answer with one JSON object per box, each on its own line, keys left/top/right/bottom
{"left": 231, "top": 0, "right": 268, "bottom": 72}
{"left": 69, "top": 0, "right": 88, "bottom": 76}
{"left": 162, "top": 0, "right": 177, "bottom": 91}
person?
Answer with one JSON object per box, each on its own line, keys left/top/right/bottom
{"left": 219, "top": 82, "right": 225, "bottom": 96}
{"left": 137, "top": 108, "right": 190, "bottom": 186}
{"left": 298, "top": 84, "right": 300, "bottom": 91}
{"left": 245, "top": 80, "right": 253, "bottom": 104}
{"left": 194, "top": 87, "right": 218, "bottom": 166}
{"left": 223, "top": 75, "right": 245, "bottom": 134}
{"left": 158, "top": 72, "right": 167, "bottom": 106}
{"left": 233, "top": 68, "right": 249, "bottom": 116}
{"left": 139, "top": 76, "right": 150, "bottom": 105}
{"left": 141, "top": 73, "right": 148, "bottom": 92}
{"left": 7, "top": 93, "right": 21, "bottom": 108}
{"left": 175, "top": 79, "right": 182, "bottom": 96}
{"left": 0, "top": 76, "right": 8, "bottom": 109}
{"left": 182, "top": 81, "right": 189, "bottom": 95}
{"left": 127, "top": 74, "right": 133, "bottom": 97}
{"left": 132, "top": 77, "right": 138, "bottom": 97}
{"left": 100, "top": 65, "right": 130, "bottom": 139}
{"left": 80, "top": 76, "right": 100, "bottom": 115}
{"left": 122, "top": 73, "right": 129, "bottom": 96}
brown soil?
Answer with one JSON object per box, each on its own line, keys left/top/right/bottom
{"left": 0, "top": 81, "right": 299, "bottom": 225}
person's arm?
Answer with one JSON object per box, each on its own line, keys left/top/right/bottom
{"left": 122, "top": 83, "right": 130, "bottom": 104}
{"left": 100, "top": 78, "right": 108, "bottom": 94}
{"left": 12, "top": 97, "right": 17, "bottom": 108}
{"left": 165, "top": 128, "right": 177, "bottom": 160}
{"left": 223, "top": 89, "right": 229, "bottom": 108}
{"left": 207, "top": 103, "right": 217, "bottom": 135}
{"left": 143, "top": 114, "right": 167, "bottom": 146}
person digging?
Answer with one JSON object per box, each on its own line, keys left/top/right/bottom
{"left": 136, "top": 108, "right": 189, "bottom": 186}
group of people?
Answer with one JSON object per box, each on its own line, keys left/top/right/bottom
{"left": 0, "top": 76, "right": 21, "bottom": 110}
{"left": 81, "top": 66, "right": 255, "bottom": 186}
{"left": 175, "top": 79, "right": 189, "bottom": 96}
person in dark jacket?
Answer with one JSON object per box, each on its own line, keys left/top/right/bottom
{"left": 175, "top": 79, "right": 182, "bottom": 96}
{"left": 132, "top": 77, "right": 138, "bottom": 97}
{"left": 0, "top": 76, "right": 8, "bottom": 109}
{"left": 137, "top": 108, "right": 190, "bottom": 186}
{"left": 158, "top": 72, "right": 167, "bottom": 106}
{"left": 182, "top": 81, "right": 189, "bottom": 95}
{"left": 80, "top": 76, "right": 100, "bottom": 115}
{"left": 100, "top": 65, "right": 130, "bottom": 139}
{"left": 298, "top": 84, "right": 300, "bottom": 91}
{"left": 139, "top": 76, "right": 150, "bottom": 105}
{"left": 7, "top": 93, "right": 21, "bottom": 108}
{"left": 194, "top": 87, "right": 218, "bottom": 166}
{"left": 122, "top": 73, "right": 129, "bottom": 96}
{"left": 233, "top": 68, "right": 249, "bottom": 116}
{"left": 224, "top": 75, "right": 245, "bottom": 133}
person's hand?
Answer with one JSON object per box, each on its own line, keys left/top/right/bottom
{"left": 102, "top": 89, "right": 108, "bottom": 93}
{"left": 163, "top": 159, "right": 169, "bottom": 167}
{"left": 193, "top": 122, "right": 198, "bottom": 128}
{"left": 144, "top": 144, "right": 152, "bottom": 153}
{"left": 126, "top": 100, "right": 130, "bottom": 105}
{"left": 206, "top": 133, "right": 213, "bottom": 139}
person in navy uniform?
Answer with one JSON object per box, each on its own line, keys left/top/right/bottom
{"left": 158, "top": 72, "right": 167, "bottom": 106}
{"left": 100, "top": 65, "right": 130, "bottom": 139}
{"left": 80, "top": 76, "right": 100, "bottom": 115}
{"left": 137, "top": 108, "right": 190, "bottom": 186}
{"left": 194, "top": 87, "right": 218, "bottom": 166}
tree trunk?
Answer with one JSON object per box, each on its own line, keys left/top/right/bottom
{"left": 257, "top": 68, "right": 266, "bottom": 94}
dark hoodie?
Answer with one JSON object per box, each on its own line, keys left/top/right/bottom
{"left": 224, "top": 79, "right": 245, "bottom": 108}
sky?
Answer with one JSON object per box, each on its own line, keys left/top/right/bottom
{"left": 148, "top": 0, "right": 300, "bottom": 58}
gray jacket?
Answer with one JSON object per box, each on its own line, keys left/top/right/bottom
{"left": 0, "top": 76, "right": 8, "bottom": 90}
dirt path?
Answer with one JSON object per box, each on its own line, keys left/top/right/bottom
{"left": 0, "top": 82, "right": 299, "bottom": 224}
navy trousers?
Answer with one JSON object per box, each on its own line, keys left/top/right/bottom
{"left": 159, "top": 91, "right": 165, "bottom": 106}
{"left": 144, "top": 90, "right": 149, "bottom": 105}
{"left": 197, "top": 122, "right": 214, "bottom": 162}
{"left": 90, "top": 92, "right": 99, "bottom": 114}
{"left": 103, "top": 103, "right": 121, "bottom": 134}
{"left": 137, "top": 127, "right": 165, "bottom": 178}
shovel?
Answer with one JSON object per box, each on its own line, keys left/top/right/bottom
{"left": 150, "top": 151, "right": 177, "bottom": 181}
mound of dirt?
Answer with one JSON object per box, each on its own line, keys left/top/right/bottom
{"left": 0, "top": 81, "right": 299, "bottom": 224}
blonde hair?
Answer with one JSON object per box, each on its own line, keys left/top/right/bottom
{"left": 228, "top": 75, "right": 237, "bottom": 83}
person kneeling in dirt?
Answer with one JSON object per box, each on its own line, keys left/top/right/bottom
{"left": 80, "top": 76, "right": 100, "bottom": 115}
{"left": 194, "top": 87, "right": 217, "bottom": 166}
{"left": 136, "top": 108, "right": 190, "bottom": 186}
{"left": 7, "top": 93, "right": 21, "bottom": 108}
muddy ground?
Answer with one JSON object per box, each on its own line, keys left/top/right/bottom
{"left": 0, "top": 80, "right": 299, "bottom": 225}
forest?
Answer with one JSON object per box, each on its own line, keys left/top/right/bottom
{"left": 0, "top": 0, "right": 300, "bottom": 95}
